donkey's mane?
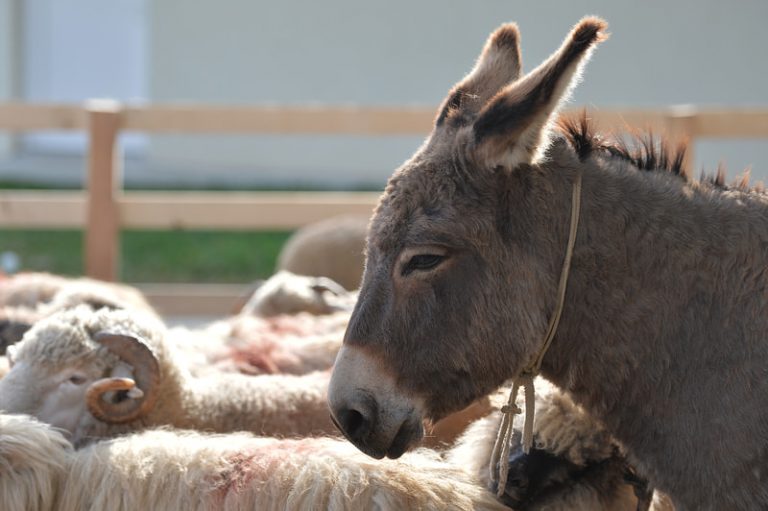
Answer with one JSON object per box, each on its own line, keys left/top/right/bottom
{"left": 558, "top": 111, "right": 764, "bottom": 194}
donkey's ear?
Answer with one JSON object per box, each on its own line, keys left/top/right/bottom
{"left": 435, "top": 23, "right": 522, "bottom": 128}
{"left": 471, "top": 17, "right": 607, "bottom": 169}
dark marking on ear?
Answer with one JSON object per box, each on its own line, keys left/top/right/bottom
{"left": 435, "top": 88, "right": 465, "bottom": 127}
{"left": 473, "top": 18, "right": 607, "bottom": 146}
{"left": 435, "top": 22, "right": 524, "bottom": 130}
{"left": 472, "top": 93, "right": 537, "bottom": 145}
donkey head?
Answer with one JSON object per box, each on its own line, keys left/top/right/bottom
{"left": 328, "top": 18, "right": 607, "bottom": 459}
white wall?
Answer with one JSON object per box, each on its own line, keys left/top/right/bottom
{"left": 147, "top": 0, "right": 768, "bottom": 187}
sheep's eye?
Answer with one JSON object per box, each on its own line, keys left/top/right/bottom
{"left": 402, "top": 254, "right": 446, "bottom": 276}
{"left": 69, "top": 375, "right": 87, "bottom": 385}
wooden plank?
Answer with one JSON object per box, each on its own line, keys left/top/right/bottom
{"left": 662, "top": 106, "right": 697, "bottom": 175}
{"left": 122, "top": 104, "right": 436, "bottom": 135}
{"left": 0, "top": 191, "right": 378, "bottom": 230}
{"left": 0, "top": 191, "right": 379, "bottom": 230}
{"left": 138, "top": 283, "right": 251, "bottom": 316}
{"left": 2, "top": 102, "right": 768, "bottom": 138}
{"left": 693, "top": 110, "right": 768, "bottom": 138}
{"left": 569, "top": 109, "right": 670, "bottom": 134}
{"left": 0, "top": 191, "right": 85, "bottom": 228}
{"left": 119, "top": 191, "right": 379, "bottom": 229}
{"left": 0, "top": 102, "right": 86, "bottom": 131}
{"left": 85, "top": 102, "right": 122, "bottom": 281}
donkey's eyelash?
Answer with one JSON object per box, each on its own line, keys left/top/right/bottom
{"left": 401, "top": 254, "right": 447, "bottom": 276}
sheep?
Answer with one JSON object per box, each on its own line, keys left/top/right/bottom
{"left": 448, "top": 378, "right": 674, "bottom": 511}
{"left": 277, "top": 215, "right": 369, "bottom": 291}
{"left": 0, "top": 306, "right": 337, "bottom": 447}
{"left": 0, "top": 272, "right": 155, "bottom": 314}
{"left": 168, "top": 271, "right": 355, "bottom": 377}
{"left": 61, "top": 430, "right": 510, "bottom": 511}
{"left": 0, "top": 413, "right": 71, "bottom": 511}
{"left": 0, "top": 412, "right": 508, "bottom": 511}
{"left": 181, "top": 311, "right": 351, "bottom": 377}
{"left": 0, "top": 304, "right": 499, "bottom": 454}
{"left": 238, "top": 271, "right": 357, "bottom": 317}
{"left": 0, "top": 272, "right": 68, "bottom": 308}
{"left": 0, "top": 273, "right": 159, "bottom": 355}
{"left": 0, "top": 380, "right": 672, "bottom": 511}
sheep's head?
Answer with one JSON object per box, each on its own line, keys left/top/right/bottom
{"left": 241, "top": 271, "right": 356, "bottom": 317}
{"left": 0, "top": 306, "right": 164, "bottom": 444}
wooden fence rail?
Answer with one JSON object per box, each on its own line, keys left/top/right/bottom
{"left": 1, "top": 102, "right": 767, "bottom": 294}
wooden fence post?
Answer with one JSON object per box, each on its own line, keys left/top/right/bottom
{"left": 85, "top": 100, "right": 122, "bottom": 281}
{"left": 666, "top": 105, "right": 698, "bottom": 176}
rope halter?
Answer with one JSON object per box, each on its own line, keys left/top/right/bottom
{"left": 489, "top": 171, "right": 583, "bottom": 497}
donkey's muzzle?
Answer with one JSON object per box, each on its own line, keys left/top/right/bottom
{"left": 329, "top": 392, "right": 423, "bottom": 459}
{"left": 328, "top": 345, "right": 425, "bottom": 459}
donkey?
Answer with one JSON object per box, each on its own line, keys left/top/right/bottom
{"left": 328, "top": 16, "right": 768, "bottom": 510}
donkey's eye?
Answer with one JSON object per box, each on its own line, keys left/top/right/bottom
{"left": 402, "top": 254, "right": 447, "bottom": 276}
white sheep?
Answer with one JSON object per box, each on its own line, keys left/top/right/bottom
{"left": 0, "top": 413, "right": 71, "bottom": 511}
{"left": 0, "top": 272, "right": 155, "bottom": 315}
{"left": 238, "top": 271, "right": 357, "bottom": 317}
{"left": 61, "top": 430, "right": 509, "bottom": 511}
{"left": 0, "top": 379, "right": 673, "bottom": 511}
{"left": 277, "top": 215, "right": 369, "bottom": 291}
{"left": 0, "top": 273, "right": 159, "bottom": 356}
{"left": 178, "top": 311, "right": 350, "bottom": 377}
{"left": 0, "top": 304, "right": 500, "bottom": 453}
{"left": 0, "top": 272, "right": 68, "bottom": 309}
{"left": 0, "top": 306, "right": 336, "bottom": 446}
{"left": 0, "top": 412, "right": 508, "bottom": 511}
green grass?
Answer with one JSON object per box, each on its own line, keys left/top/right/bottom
{"left": 0, "top": 178, "right": 380, "bottom": 282}
{"left": 0, "top": 229, "right": 292, "bottom": 283}
{"left": 0, "top": 180, "right": 81, "bottom": 190}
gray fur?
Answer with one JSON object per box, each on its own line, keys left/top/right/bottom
{"left": 329, "top": 16, "right": 768, "bottom": 510}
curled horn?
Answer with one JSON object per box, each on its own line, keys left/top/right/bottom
{"left": 86, "top": 332, "right": 160, "bottom": 424}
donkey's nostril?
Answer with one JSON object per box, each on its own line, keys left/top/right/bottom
{"left": 343, "top": 409, "right": 364, "bottom": 434}
{"left": 336, "top": 406, "right": 373, "bottom": 444}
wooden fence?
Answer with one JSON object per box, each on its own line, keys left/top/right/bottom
{"left": 1, "top": 102, "right": 767, "bottom": 313}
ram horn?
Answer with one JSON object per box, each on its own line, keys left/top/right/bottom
{"left": 87, "top": 332, "right": 160, "bottom": 424}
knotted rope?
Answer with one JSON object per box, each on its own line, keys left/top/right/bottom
{"left": 489, "top": 171, "right": 583, "bottom": 497}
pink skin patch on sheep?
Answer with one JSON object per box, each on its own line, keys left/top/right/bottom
{"left": 213, "top": 439, "right": 325, "bottom": 499}
{"left": 223, "top": 313, "right": 348, "bottom": 375}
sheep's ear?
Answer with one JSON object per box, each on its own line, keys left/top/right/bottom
{"left": 0, "top": 320, "right": 32, "bottom": 352}
{"left": 471, "top": 17, "right": 607, "bottom": 169}
{"left": 435, "top": 23, "right": 522, "bottom": 128}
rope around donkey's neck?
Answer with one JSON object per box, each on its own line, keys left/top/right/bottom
{"left": 489, "top": 170, "right": 582, "bottom": 498}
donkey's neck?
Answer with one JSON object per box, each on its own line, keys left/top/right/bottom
{"left": 535, "top": 155, "right": 768, "bottom": 509}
